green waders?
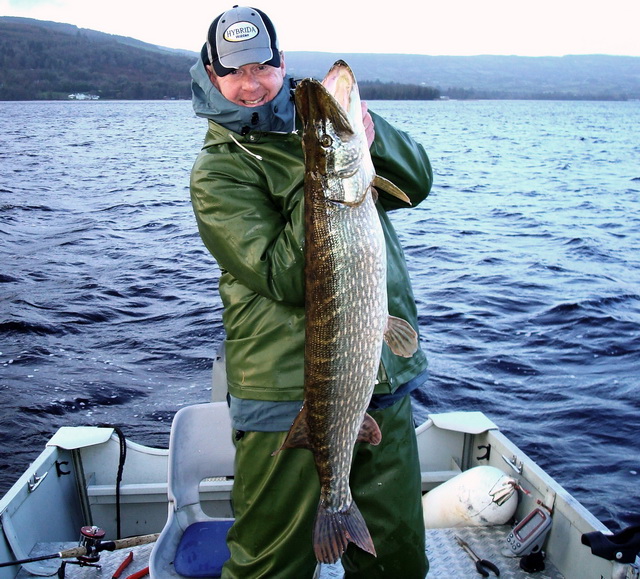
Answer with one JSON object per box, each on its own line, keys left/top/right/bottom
{"left": 221, "top": 395, "right": 428, "bottom": 578}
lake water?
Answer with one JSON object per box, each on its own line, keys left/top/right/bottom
{"left": 1, "top": 98, "right": 639, "bottom": 533}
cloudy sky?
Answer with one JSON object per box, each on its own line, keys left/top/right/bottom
{"left": 2, "top": 0, "right": 639, "bottom": 57}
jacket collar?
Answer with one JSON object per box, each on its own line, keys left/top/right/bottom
{"left": 190, "top": 57, "right": 296, "bottom": 135}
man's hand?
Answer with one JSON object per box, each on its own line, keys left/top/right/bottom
{"left": 362, "top": 101, "right": 375, "bottom": 148}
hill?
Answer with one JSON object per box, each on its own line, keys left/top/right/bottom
{"left": 1, "top": 17, "right": 640, "bottom": 100}
{"left": 0, "top": 17, "right": 194, "bottom": 100}
{"left": 284, "top": 52, "right": 640, "bottom": 100}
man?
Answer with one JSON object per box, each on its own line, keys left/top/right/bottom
{"left": 190, "top": 6, "right": 433, "bottom": 577}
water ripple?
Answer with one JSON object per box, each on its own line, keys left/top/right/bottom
{"left": 1, "top": 99, "right": 639, "bottom": 531}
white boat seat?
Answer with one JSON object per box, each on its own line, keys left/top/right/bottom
{"left": 149, "top": 402, "right": 236, "bottom": 579}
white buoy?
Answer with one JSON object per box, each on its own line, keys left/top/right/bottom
{"left": 423, "top": 465, "right": 518, "bottom": 528}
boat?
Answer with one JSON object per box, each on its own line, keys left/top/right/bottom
{"left": 1, "top": 399, "right": 639, "bottom": 579}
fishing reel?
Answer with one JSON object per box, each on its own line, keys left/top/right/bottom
{"left": 56, "top": 527, "right": 106, "bottom": 579}
{"left": 0, "top": 524, "right": 157, "bottom": 578}
{"left": 77, "top": 526, "right": 106, "bottom": 564}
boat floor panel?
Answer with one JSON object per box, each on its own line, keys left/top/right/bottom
{"left": 319, "top": 525, "right": 563, "bottom": 578}
{"left": 16, "top": 543, "right": 154, "bottom": 579}
{"left": 424, "top": 525, "right": 563, "bottom": 578}
{"left": 18, "top": 525, "right": 563, "bottom": 578}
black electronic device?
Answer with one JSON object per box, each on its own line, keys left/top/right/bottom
{"left": 505, "top": 506, "right": 552, "bottom": 556}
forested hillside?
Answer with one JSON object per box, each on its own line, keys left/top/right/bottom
{"left": 0, "top": 17, "right": 193, "bottom": 100}
{"left": 2, "top": 17, "right": 639, "bottom": 101}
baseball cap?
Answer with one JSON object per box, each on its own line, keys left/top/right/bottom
{"left": 206, "top": 6, "right": 280, "bottom": 77}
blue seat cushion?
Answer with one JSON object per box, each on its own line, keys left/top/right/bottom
{"left": 174, "top": 520, "right": 234, "bottom": 578}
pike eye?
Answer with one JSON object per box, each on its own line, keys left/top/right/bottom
{"left": 320, "top": 134, "right": 333, "bottom": 148}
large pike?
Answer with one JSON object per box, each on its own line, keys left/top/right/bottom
{"left": 276, "top": 61, "right": 418, "bottom": 563}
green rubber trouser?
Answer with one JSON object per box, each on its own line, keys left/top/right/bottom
{"left": 221, "top": 395, "right": 428, "bottom": 579}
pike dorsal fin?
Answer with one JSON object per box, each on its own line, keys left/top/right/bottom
{"left": 384, "top": 316, "right": 418, "bottom": 358}
{"left": 373, "top": 175, "right": 412, "bottom": 205}
{"left": 275, "top": 408, "right": 382, "bottom": 455}
{"left": 356, "top": 413, "right": 382, "bottom": 445}
{"left": 273, "top": 405, "right": 311, "bottom": 454}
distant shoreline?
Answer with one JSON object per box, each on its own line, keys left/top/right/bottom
{"left": 2, "top": 17, "right": 640, "bottom": 101}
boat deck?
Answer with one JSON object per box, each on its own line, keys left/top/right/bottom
{"left": 320, "top": 525, "right": 563, "bottom": 578}
{"left": 15, "top": 543, "right": 155, "bottom": 579}
{"left": 423, "top": 526, "right": 563, "bottom": 579}
{"left": 17, "top": 525, "right": 563, "bottom": 579}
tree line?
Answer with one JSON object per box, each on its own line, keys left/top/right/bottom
{"left": 0, "top": 20, "right": 194, "bottom": 100}
{"left": 0, "top": 20, "right": 442, "bottom": 102}
{"left": 359, "top": 81, "right": 440, "bottom": 101}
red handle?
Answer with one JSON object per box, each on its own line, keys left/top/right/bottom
{"left": 125, "top": 566, "right": 149, "bottom": 579}
{"left": 112, "top": 552, "right": 134, "bottom": 579}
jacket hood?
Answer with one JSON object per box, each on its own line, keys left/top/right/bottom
{"left": 190, "top": 57, "right": 296, "bottom": 135}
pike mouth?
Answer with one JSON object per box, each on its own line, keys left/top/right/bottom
{"left": 320, "top": 61, "right": 354, "bottom": 113}
{"left": 296, "top": 81, "right": 354, "bottom": 138}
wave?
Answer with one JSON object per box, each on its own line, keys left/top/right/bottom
{"left": 2, "top": 99, "right": 639, "bottom": 529}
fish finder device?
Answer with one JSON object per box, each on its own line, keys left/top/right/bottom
{"left": 504, "top": 506, "right": 552, "bottom": 556}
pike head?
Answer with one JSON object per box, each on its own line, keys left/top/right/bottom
{"left": 295, "top": 60, "right": 374, "bottom": 208}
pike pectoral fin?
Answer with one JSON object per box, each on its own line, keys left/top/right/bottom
{"left": 373, "top": 175, "right": 412, "bottom": 205}
{"left": 384, "top": 316, "right": 419, "bottom": 358}
{"left": 314, "top": 500, "right": 377, "bottom": 563}
{"left": 272, "top": 405, "right": 311, "bottom": 455}
{"left": 356, "top": 413, "right": 382, "bottom": 445}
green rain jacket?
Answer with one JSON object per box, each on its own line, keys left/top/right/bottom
{"left": 190, "top": 67, "right": 432, "bottom": 404}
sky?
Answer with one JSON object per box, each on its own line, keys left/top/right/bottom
{"left": 2, "top": 0, "right": 639, "bottom": 57}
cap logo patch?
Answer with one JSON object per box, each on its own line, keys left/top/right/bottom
{"left": 224, "top": 21, "right": 260, "bottom": 42}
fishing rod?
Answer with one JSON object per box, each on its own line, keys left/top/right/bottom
{"left": 0, "top": 526, "right": 159, "bottom": 569}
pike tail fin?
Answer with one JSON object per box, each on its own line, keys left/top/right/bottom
{"left": 384, "top": 315, "right": 419, "bottom": 358}
{"left": 314, "top": 500, "right": 377, "bottom": 564}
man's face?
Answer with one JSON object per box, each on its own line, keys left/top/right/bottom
{"left": 207, "top": 55, "right": 286, "bottom": 108}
